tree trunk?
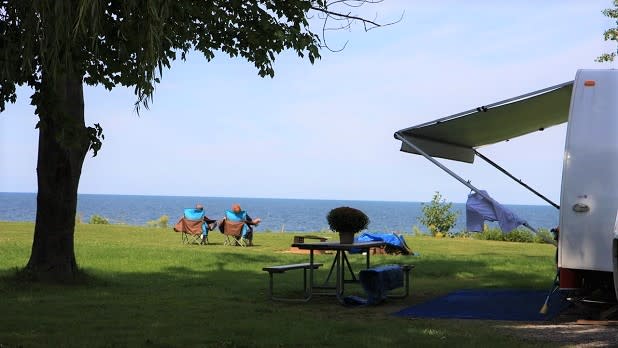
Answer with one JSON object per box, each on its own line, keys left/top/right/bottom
{"left": 25, "top": 71, "right": 89, "bottom": 282}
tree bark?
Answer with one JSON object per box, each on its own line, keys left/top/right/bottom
{"left": 25, "top": 71, "right": 89, "bottom": 282}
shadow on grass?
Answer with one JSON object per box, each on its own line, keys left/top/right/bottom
{"left": 410, "top": 255, "right": 554, "bottom": 290}
{"left": 0, "top": 251, "right": 558, "bottom": 348}
{"left": 1, "top": 251, "right": 554, "bottom": 291}
{"left": 3, "top": 266, "right": 111, "bottom": 288}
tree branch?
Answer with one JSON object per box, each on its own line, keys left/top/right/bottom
{"left": 310, "top": 6, "right": 382, "bottom": 28}
{"left": 309, "top": 0, "right": 404, "bottom": 52}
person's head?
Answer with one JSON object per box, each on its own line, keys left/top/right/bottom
{"left": 196, "top": 204, "right": 204, "bottom": 211}
{"left": 231, "top": 203, "right": 241, "bottom": 213}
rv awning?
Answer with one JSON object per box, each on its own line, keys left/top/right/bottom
{"left": 395, "top": 81, "right": 574, "bottom": 163}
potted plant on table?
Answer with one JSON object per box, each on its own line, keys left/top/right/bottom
{"left": 326, "top": 206, "right": 370, "bottom": 244}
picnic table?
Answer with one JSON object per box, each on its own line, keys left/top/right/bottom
{"left": 290, "top": 241, "right": 387, "bottom": 303}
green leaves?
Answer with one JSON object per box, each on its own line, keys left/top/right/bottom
{"left": 596, "top": 0, "right": 618, "bottom": 62}
{"left": 418, "top": 191, "right": 459, "bottom": 236}
{"left": 87, "top": 123, "right": 104, "bottom": 157}
{"left": 1, "top": 1, "right": 392, "bottom": 113}
{"left": 2, "top": 0, "right": 389, "bottom": 134}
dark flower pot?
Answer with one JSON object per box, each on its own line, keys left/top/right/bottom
{"left": 338, "top": 231, "right": 355, "bottom": 244}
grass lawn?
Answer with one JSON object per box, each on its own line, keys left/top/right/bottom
{"left": 0, "top": 222, "right": 559, "bottom": 347}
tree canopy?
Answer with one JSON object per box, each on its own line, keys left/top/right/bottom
{"left": 596, "top": 0, "right": 618, "bottom": 62}
{"left": 1, "top": 0, "right": 325, "bottom": 111}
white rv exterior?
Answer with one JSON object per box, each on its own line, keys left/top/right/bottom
{"left": 559, "top": 70, "right": 618, "bottom": 291}
{"left": 396, "top": 69, "right": 618, "bottom": 300}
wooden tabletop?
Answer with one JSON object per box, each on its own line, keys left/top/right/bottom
{"left": 290, "top": 241, "right": 386, "bottom": 251}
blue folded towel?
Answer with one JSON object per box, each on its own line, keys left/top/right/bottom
{"left": 345, "top": 265, "right": 403, "bottom": 306}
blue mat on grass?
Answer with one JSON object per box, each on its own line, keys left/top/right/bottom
{"left": 393, "top": 289, "right": 569, "bottom": 321}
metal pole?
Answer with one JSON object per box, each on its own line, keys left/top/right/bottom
{"left": 395, "top": 132, "right": 551, "bottom": 239}
{"left": 474, "top": 150, "right": 560, "bottom": 210}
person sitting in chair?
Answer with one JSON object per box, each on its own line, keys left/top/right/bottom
{"left": 195, "top": 204, "right": 217, "bottom": 245}
{"left": 225, "top": 203, "right": 261, "bottom": 246}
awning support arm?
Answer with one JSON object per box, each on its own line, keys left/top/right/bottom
{"left": 395, "top": 132, "right": 553, "bottom": 240}
{"left": 474, "top": 150, "right": 560, "bottom": 210}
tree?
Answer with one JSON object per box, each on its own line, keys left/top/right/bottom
{"left": 418, "top": 191, "right": 459, "bottom": 237}
{"left": 0, "top": 0, "right": 392, "bottom": 281}
{"left": 596, "top": 0, "right": 618, "bottom": 62}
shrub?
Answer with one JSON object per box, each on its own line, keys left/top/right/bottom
{"left": 452, "top": 225, "right": 555, "bottom": 244}
{"left": 446, "top": 230, "right": 473, "bottom": 238}
{"left": 472, "top": 225, "right": 540, "bottom": 243}
{"left": 411, "top": 225, "right": 424, "bottom": 237}
{"left": 418, "top": 191, "right": 459, "bottom": 237}
{"left": 326, "top": 206, "right": 369, "bottom": 233}
{"left": 534, "top": 228, "right": 555, "bottom": 244}
{"left": 89, "top": 214, "right": 109, "bottom": 224}
{"left": 503, "top": 228, "right": 535, "bottom": 243}
{"left": 474, "top": 226, "right": 504, "bottom": 241}
{"left": 146, "top": 215, "right": 169, "bottom": 228}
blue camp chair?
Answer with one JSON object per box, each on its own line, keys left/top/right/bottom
{"left": 221, "top": 209, "right": 253, "bottom": 247}
{"left": 173, "top": 208, "right": 216, "bottom": 245}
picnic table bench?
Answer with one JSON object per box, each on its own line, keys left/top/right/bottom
{"left": 263, "top": 262, "right": 324, "bottom": 302}
{"left": 387, "top": 264, "right": 415, "bottom": 299}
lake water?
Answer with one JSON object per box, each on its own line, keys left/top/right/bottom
{"left": 0, "top": 192, "right": 559, "bottom": 233}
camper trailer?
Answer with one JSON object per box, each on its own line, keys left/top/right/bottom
{"left": 395, "top": 69, "right": 618, "bottom": 301}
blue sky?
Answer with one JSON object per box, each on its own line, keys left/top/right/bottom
{"left": 1, "top": 0, "right": 616, "bottom": 205}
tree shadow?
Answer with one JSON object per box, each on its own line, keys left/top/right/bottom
{"left": 0, "top": 250, "right": 566, "bottom": 347}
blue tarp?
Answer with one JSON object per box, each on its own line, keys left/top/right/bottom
{"left": 349, "top": 232, "right": 413, "bottom": 255}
